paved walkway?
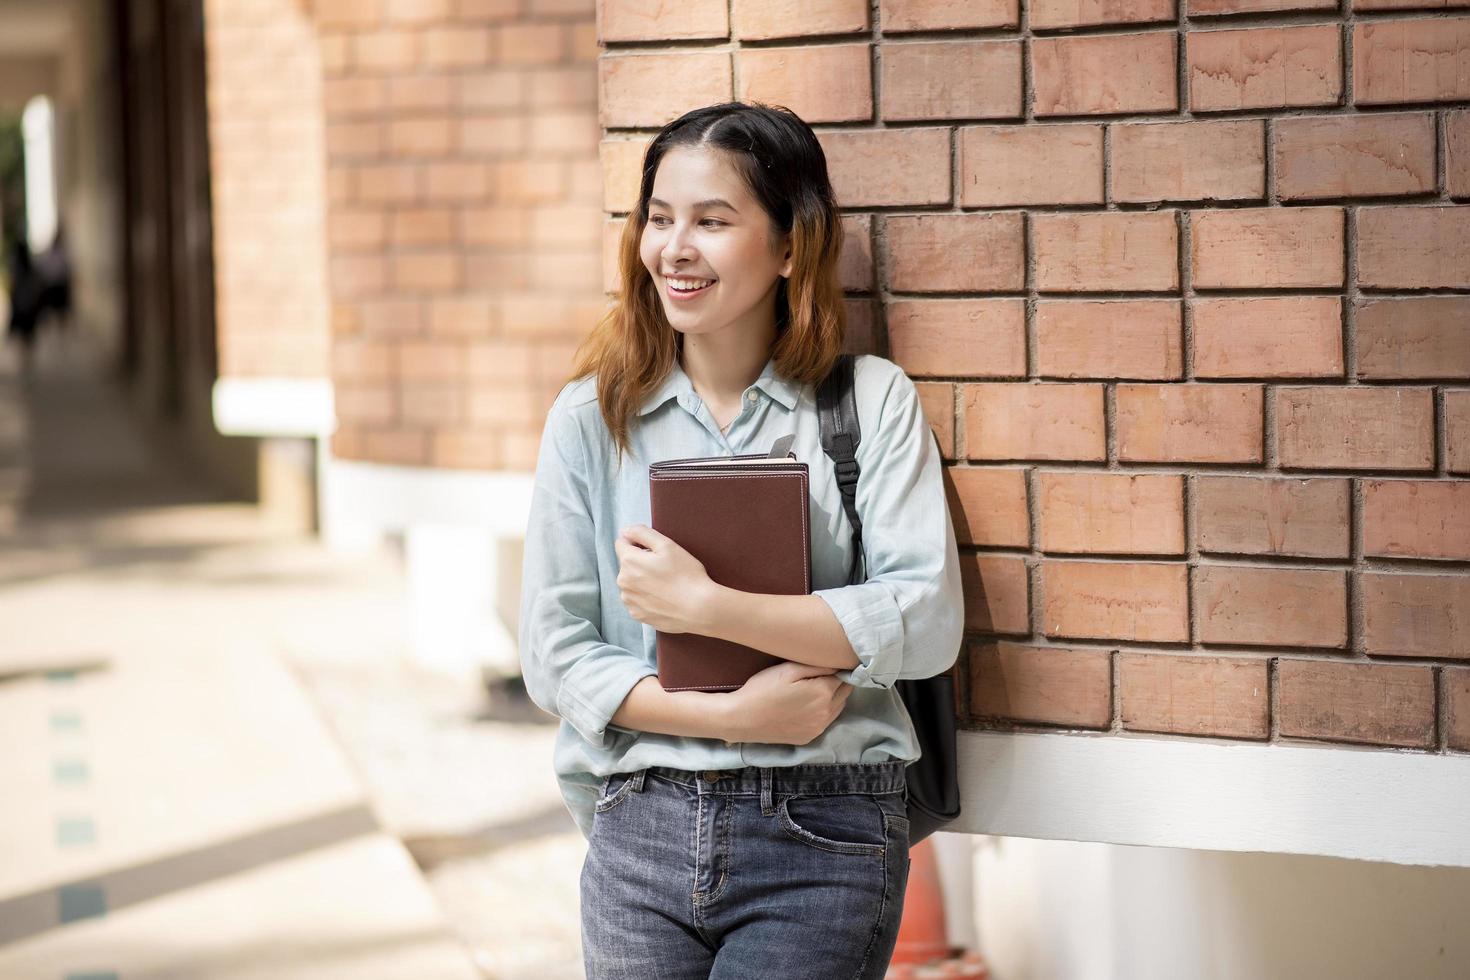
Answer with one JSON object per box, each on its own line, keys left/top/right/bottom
{"left": 0, "top": 332, "right": 584, "bottom": 978}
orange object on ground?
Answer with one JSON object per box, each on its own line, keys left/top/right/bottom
{"left": 889, "top": 836, "right": 953, "bottom": 965}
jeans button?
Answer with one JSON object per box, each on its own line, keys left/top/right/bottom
{"left": 702, "top": 770, "right": 722, "bottom": 783}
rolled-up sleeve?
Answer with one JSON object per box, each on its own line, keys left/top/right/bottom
{"left": 814, "top": 367, "right": 965, "bottom": 690}
{"left": 518, "top": 395, "right": 657, "bottom": 747}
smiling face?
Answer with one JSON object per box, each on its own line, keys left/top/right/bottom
{"left": 639, "top": 144, "right": 793, "bottom": 346}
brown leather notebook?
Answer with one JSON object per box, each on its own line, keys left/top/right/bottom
{"left": 649, "top": 437, "right": 810, "bottom": 692}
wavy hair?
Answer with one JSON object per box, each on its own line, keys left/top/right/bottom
{"left": 567, "top": 101, "right": 848, "bottom": 466}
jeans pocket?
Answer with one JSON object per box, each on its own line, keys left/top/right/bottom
{"left": 777, "top": 793, "right": 888, "bottom": 856}
{"left": 593, "top": 771, "right": 637, "bottom": 814}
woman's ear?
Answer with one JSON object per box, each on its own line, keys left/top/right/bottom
{"left": 778, "top": 235, "right": 793, "bottom": 279}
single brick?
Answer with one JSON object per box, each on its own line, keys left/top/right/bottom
{"left": 946, "top": 466, "right": 1029, "bottom": 547}
{"left": 389, "top": 117, "right": 454, "bottom": 158}
{"left": 598, "top": 52, "right": 732, "bottom": 129}
{"left": 1195, "top": 563, "right": 1348, "bottom": 648}
{"left": 885, "top": 213, "right": 1024, "bottom": 293}
{"left": 1189, "top": 0, "right": 1333, "bottom": 12}
{"left": 1117, "top": 384, "right": 1264, "bottom": 463}
{"left": 1041, "top": 560, "right": 1189, "bottom": 642}
{"left": 881, "top": 40, "right": 1022, "bottom": 121}
{"left": 388, "top": 76, "right": 455, "bottom": 111}
{"left": 352, "top": 29, "right": 420, "bottom": 71}
{"left": 818, "top": 129, "right": 951, "bottom": 207}
{"left": 1194, "top": 475, "right": 1350, "bottom": 559}
{"left": 421, "top": 26, "right": 491, "bottom": 68}
{"left": 316, "top": 0, "right": 383, "bottom": 29}
{"left": 495, "top": 159, "right": 567, "bottom": 206}
{"left": 1035, "top": 300, "right": 1182, "bottom": 380}
{"left": 1119, "top": 653, "right": 1269, "bottom": 739}
{"left": 459, "top": 68, "right": 527, "bottom": 110}
{"left": 1037, "top": 470, "right": 1185, "bottom": 554}
{"left": 1363, "top": 572, "right": 1470, "bottom": 659}
{"left": 494, "top": 23, "right": 568, "bottom": 67}
{"left": 1354, "top": 19, "right": 1470, "bottom": 105}
{"left": 1448, "top": 667, "right": 1470, "bottom": 752}
{"left": 1363, "top": 480, "right": 1470, "bottom": 561}
{"left": 970, "top": 642, "right": 1112, "bottom": 728}
{"left": 1190, "top": 207, "right": 1343, "bottom": 289}
{"left": 432, "top": 427, "right": 501, "bottom": 470}
{"left": 392, "top": 252, "right": 463, "bottom": 291}
{"left": 458, "top": 115, "right": 527, "bottom": 156}
{"left": 1275, "top": 386, "right": 1434, "bottom": 470}
{"left": 424, "top": 162, "right": 490, "bottom": 202}
{"left": 738, "top": 44, "right": 872, "bottom": 124}
{"left": 733, "top": 0, "right": 869, "bottom": 40}
{"left": 838, "top": 214, "right": 874, "bottom": 293}
{"left": 329, "top": 209, "right": 388, "bottom": 250}
{"left": 1357, "top": 207, "right": 1470, "bottom": 289}
{"left": 918, "top": 381, "right": 955, "bottom": 457}
{"left": 1355, "top": 0, "right": 1470, "bottom": 8}
{"left": 1031, "top": 0, "right": 1175, "bottom": 29}
{"left": 600, "top": 0, "right": 728, "bottom": 41}
{"left": 1448, "top": 390, "right": 1470, "bottom": 474}
{"left": 879, "top": 0, "right": 1019, "bottom": 31}
{"left": 1033, "top": 32, "right": 1177, "bottom": 116}
{"left": 1356, "top": 297, "right": 1470, "bottom": 380}
{"left": 1278, "top": 660, "right": 1436, "bottom": 748}
{"left": 888, "top": 299, "right": 1026, "bottom": 377}
{"left": 1449, "top": 110, "right": 1470, "bottom": 199}
{"left": 1275, "top": 113, "right": 1436, "bottom": 200}
{"left": 1191, "top": 297, "right": 1343, "bottom": 379}
{"left": 960, "top": 554, "right": 1031, "bottom": 633}
{"left": 332, "top": 336, "right": 396, "bottom": 382}
{"left": 324, "top": 77, "right": 387, "bottom": 118}
{"left": 1033, "top": 211, "right": 1179, "bottom": 292}
{"left": 958, "top": 124, "right": 1104, "bottom": 207}
{"left": 1188, "top": 25, "right": 1342, "bottom": 111}
{"left": 599, "top": 137, "right": 646, "bottom": 213}
{"left": 1111, "top": 119, "right": 1265, "bottom": 203}
{"left": 964, "top": 383, "right": 1106, "bottom": 461}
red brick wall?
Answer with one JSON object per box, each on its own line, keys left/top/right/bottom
{"left": 597, "top": 1, "right": 1470, "bottom": 755}
{"left": 205, "top": 0, "right": 331, "bottom": 379}
{"left": 314, "top": 0, "right": 604, "bottom": 471}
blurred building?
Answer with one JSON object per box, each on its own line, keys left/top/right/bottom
{"left": 0, "top": 0, "right": 606, "bottom": 679}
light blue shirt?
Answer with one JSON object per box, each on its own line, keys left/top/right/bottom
{"left": 517, "top": 352, "right": 965, "bottom": 840}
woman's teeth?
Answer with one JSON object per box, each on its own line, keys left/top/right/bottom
{"left": 669, "top": 278, "right": 714, "bottom": 292}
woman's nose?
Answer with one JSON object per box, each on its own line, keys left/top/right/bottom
{"left": 661, "top": 223, "right": 695, "bottom": 263}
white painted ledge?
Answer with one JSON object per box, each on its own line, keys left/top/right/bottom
{"left": 321, "top": 458, "right": 534, "bottom": 537}
{"left": 212, "top": 377, "right": 336, "bottom": 437}
{"left": 954, "top": 729, "right": 1470, "bottom": 868}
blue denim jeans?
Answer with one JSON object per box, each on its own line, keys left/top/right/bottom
{"left": 580, "top": 761, "right": 912, "bottom": 979}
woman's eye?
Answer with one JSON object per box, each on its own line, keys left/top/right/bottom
{"left": 648, "top": 216, "right": 723, "bottom": 228}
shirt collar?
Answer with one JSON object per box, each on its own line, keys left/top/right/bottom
{"left": 636, "top": 353, "right": 801, "bottom": 417}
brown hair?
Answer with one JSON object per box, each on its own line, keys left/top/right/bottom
{"left": 567, "top": 101, "right": 848, "bottom": 466}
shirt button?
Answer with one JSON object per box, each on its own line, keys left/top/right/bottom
{"left": 747, "top": 391, "right": 758, "bottom": 402}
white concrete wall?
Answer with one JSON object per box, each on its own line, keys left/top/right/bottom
{"left": 969, "top": 835, "right": 1470, "bottom": 980}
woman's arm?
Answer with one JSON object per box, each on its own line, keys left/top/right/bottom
{"left": 693, "top": 590, "right": 860, "bottom": 672}
{"left": 612, "top": 662, "right": 853, "bottom": 746}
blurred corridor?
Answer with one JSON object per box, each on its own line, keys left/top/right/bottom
{"left": 0, "top": 334, "right": 585, "bottom": 978}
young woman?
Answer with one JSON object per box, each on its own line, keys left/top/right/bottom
{"left": 518, "top": 101, "right": 965, "bottom": 979}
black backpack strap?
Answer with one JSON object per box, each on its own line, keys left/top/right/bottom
{"left": 816, "top": 353, "right": 865, "bottom": 585}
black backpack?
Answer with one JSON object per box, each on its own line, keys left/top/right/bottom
{"left": 816, "top": 353, "right": 962, "bottom": 848}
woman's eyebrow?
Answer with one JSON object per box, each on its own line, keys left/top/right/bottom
{"left": 648, "top": 196, "right": 739, "bottom": 213}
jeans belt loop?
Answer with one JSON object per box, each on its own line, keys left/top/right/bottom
{"left": 760, "top": 767, "right": 774, "bottom": 816}
{"left": 630, "top": 768, "right": 647, "bottom": 793}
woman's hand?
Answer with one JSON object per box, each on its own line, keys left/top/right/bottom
{"left": 615, "top": 524, "right": 720, "bottom": 634}
{"left": 721, "top": 660, "right": 852, "bottom": 746}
